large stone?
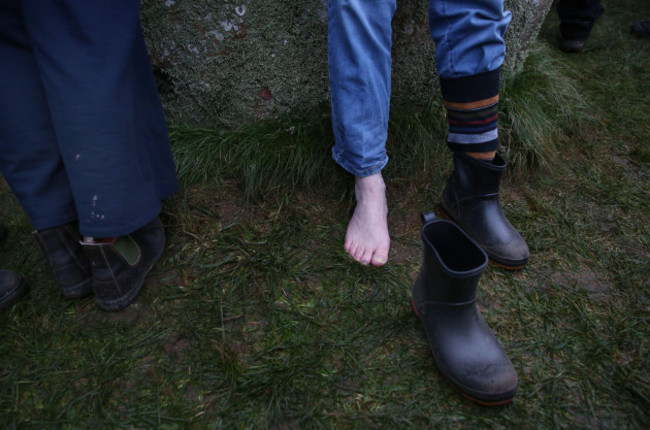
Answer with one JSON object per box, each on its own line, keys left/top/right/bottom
{"left": 140, "top": 0, "right": 553, "bottom": 127}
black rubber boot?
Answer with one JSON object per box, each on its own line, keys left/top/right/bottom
{"left": 441, "top": 152, "right": 529, "bottom": 269}
{"left": 631, "top": 20, "right": 650, "bottom": 37}
{"left": 82, "top": 217, "right": 165, "bottom": 312}
{"left": 33, "top": 224, "right": 92, "bottom": 299}
{"left": 1, "top": 223, "right": 28, "bottom": 309}
{"left": 0, "top": 269, "right": 27, "bottom": 310}
{"left": 412, "top": 212, "right": 518, "bottom": 405}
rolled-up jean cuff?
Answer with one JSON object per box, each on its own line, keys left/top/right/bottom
{"left": 330, "top": 120, "right": 390, "bottom": 177}
{"left": 332, "top": 149, "right": 389, "bottom": 177}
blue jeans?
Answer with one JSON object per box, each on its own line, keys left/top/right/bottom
{"left": 328, "top": 0, "right": 511, "bottom": 177}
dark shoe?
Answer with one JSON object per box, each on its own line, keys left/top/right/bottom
{"left": 441, "top": 152, "right": 529, "bottom": 269}
{"left": 0, "top": 269, "right": 28, "bottom": 310}
{"left": 412, "top": 213, "right": 518, "bottom": 405}
{"left": 557, "top": 36, "right": 585, "bottom": 53}
{"left": 33, "top": 224, "right": 92, "bottom": 299}
{"left": 82, "top": 217, "right": 165, "bottom": 312}
{"left": 631, "top": 20, "right": 650, "bottom": 37}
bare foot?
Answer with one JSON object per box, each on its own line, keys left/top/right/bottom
{"left": 344, "top": 172, "right": 390, "bottom": 266}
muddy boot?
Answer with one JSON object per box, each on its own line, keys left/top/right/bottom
{"left": 412, "top": 212, "right": 518, "bottom": 405}
{"left": 33, "top": 224, "right": 92, "bottom": 299}
{"left": 82, "top": 217, "right": 165, "bottom": 312}
{"left": 441, "top": 152, "right": 529, "bottom": 269}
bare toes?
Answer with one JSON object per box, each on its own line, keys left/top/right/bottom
{"left": 371, "top": 254, "right": 387, "bottom": 266}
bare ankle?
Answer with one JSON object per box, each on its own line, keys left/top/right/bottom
{"left": 355, "top": 172, "right": 386, "bottom": 197}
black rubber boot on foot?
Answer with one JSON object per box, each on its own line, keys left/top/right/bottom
{"left": 82, "top": 217, "right": 165, "bottom": 312}
{"left": 33, "top": 224, "right": 92, "bottom": 299}
{"left": 1, "top": 223, "right": 28, "bottom": 309}
{"left": 412, "top": 212, "right": 518, "bottom": 405}
{"left": 631, "top": 20, "right": 650, "bottom": 37}
{"left": 0, "top": 269, "right": 27, "bottom": 310}
{"left": 441, "top": 152, "right": 529, "bottom": 269}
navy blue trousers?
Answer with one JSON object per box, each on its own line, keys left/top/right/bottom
{"left": 0, "top": 0, "right": 178, "bottom": 237}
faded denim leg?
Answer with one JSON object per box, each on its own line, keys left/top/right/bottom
{"left": 429, "top": 0, "right": 511, "bottom": 79}
{"left": 328, "top": 0, "right": 395, "bottom": 177}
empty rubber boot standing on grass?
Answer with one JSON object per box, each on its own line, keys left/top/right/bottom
{"left": 81, "top": 217, "right": 166, "bottom": 312}
{"left": 1, "top": 222, "right": 27, "bottom": 310}
{"left": 412, "top": 213, "right": 518, "bottom": 405}
{"left": 33, "top": 224, "right": 92, "bottom": 299}
{"left": 441, "top": 152, "right": 529, "bottom": 269}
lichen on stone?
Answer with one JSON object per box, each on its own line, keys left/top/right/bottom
{"left": 140, "top": 0, "right": 553, "bottom": 127}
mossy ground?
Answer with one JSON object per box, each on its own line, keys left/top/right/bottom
{"left": 1, "top": 1, "right": 649, "bottom": 428}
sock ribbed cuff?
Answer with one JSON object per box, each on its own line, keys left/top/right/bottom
{"left": 441, "top": 70, "right": 500, "bottom": 153}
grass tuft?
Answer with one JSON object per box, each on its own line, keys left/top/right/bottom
{"left": 170, "top": 109, "right": 341, "bottom": 201}
{"left": 499, "top": 43, "right": 590, "bottom": 174}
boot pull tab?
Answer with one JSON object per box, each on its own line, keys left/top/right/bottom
{"left": 420, "top": 211, "right": 437, "bottom": 226}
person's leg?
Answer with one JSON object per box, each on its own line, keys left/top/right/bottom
{"left": 429, "top": 0, "right": 529, "bottom": 269}
{"left": 0, "top": 1, "right": 77, "bottom": 231}
{"left": 328, "top": 0, "right": 395, "bottom": 266}
{"left": 19, "top": 0, "right": 178, "bottom": 310}
{"left": 557, "top": 0, "right": 604, "bottom": 52}
{"left": 412, "top": 1, "right": 521, "bottom": 404}
{"left": 20, "top": 0, "right": 178, "bottom": 239}
{"left": 0, "top": 1, "right": 92, "bottom": 299}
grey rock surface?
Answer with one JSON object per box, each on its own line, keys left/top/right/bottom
{"left": 141, "top": 0, "right": 553, "bottom": 126}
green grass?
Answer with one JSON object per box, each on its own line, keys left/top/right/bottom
{"left": 169, "top": 108, "right": 340, "bottom": 200}
{"left": 1, "top": 1, "right": 649, "bottom": 428}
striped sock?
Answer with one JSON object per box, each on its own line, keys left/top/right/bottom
{"left": 440, "top": 70, "right": 501, "bottom": 154}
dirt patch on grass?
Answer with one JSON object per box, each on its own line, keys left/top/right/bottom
{"left": 552, "top": 264, "right": 613, "bottom": 299}
{"left": 388, "top": 240, "right": 420, "bottom": 268}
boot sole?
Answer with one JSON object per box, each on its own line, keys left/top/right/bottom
{"left": 412, "top": 299, "right": 517, "bottom": 406}
{"left": 439, "top": 208, "right": 528, "bottom": 271}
